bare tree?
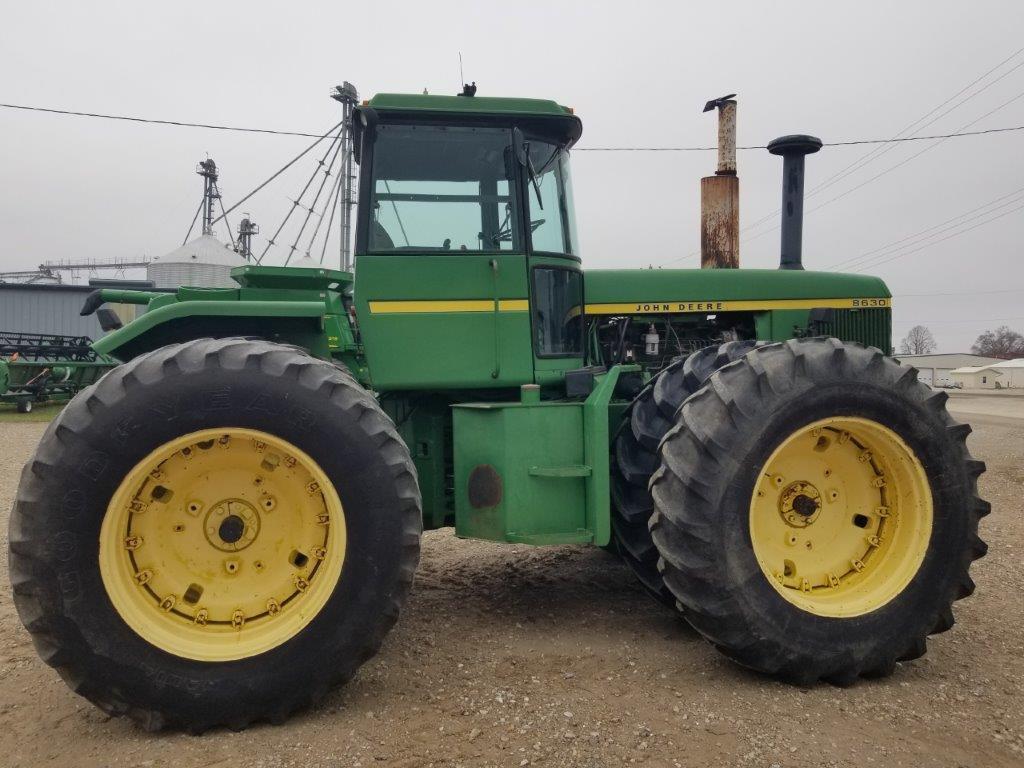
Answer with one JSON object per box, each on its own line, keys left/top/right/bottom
{"left": 899, "top": 325, "right": 937, "bottom": 355}
{"left": 971, "top": 325, "right": 1024, "bottom": 359}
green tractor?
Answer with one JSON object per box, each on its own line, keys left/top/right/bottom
{"left": 9, "top": 92, "right": 988, "bottom": 731}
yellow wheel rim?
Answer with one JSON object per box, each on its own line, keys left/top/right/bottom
{"left": 99, "top": 428, "right": 346, "bottom": 661}
{"left": 749, "top": 417, "right": 932, "bottom": 618}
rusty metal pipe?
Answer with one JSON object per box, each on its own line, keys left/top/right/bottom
{"left": 701, "top": 96, "right": 739, "bottom": 268}
{"left": 767, "top": 134, "right": 822, "bottom": 270}
{"left": 716, "top": 100, "right": 737, "bottom": 176}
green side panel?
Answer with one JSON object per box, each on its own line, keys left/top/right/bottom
{"left": 355, "top": 253, "right": 535, "bottom": 390}
{"left": 453, "top": 400, "right": 590, "bottom": 545}
{"left": 369, "top": 93, "right": 574, "bottom": 117}
{"left": 92, "top": 300, "right": 328, "bottom": 359}
{"left": 765, "top": 310, "right": 807, "bottom": 342}
{"left": 584, "top": 268, "right": 890, "bottom": 303}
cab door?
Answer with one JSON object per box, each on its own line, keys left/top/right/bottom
{"left": 522, "top": 138, "right": 585, "bottom": 384}
{"left": 354, "top": 122, "right": 535, "bottom": 391}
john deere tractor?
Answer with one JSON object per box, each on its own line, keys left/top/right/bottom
{"left": 9, "top": 92, "right": 988, "bottom": 731}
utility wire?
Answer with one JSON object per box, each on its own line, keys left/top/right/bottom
{"left": 808, "top": 88, "right": 1024, "bottom": 219}
{"left": 285, "top": 136, "right": 344, "bottom": 265}
{"left": 724, "top": 87, "right": 1024, "bottom": 256}
{"left": 257, "top": 130, "right": 343, "bottom": 264}
{"left": 824, "top": 186, "right": 1024, "bottom": 271}
{"left": 850, "top": 201, "right": 1024, "bottom": 273}
{"left": 0, "top": 102, "right": 324, "bottom": 137}
{"left": 213, "top": 120, "right": 343, "bottom": 226}
{"left": 806, "top": 56, "right": 1024, "bottom": 196}
{"left": 3, "top": 102, "right": 1022, "bottom": 150}
{"left": 573, "top": 124, "right": 1024, "bottom": 150}
{"left": 737, "top": 45, "right": 1024, "bottom": 235}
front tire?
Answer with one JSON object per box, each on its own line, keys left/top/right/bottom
{"left": 650, "top": 338, "right": 989, "bottom": 684}
{"left": 9, "top": 338, "right": 422, "bottom": 730}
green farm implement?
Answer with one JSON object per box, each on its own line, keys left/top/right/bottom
{"left": 0, "top": 331, "right": 116, "bottom": 413}
{"left": 9, "top": 92, "right": 987, "bottom": 731}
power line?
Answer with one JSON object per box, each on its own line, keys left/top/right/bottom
{"left": 805, "top": 55, "right": 1024, "bottom": 196}
{"left": 212, "top": 120, "right": 343, "bottom": 226}
{"left": 807, "top": 88, "right": 1024, "bottom": 219}
{"left": 850, "top": 201, "right": 1024, "bottom": 273}
{"left": 0, "top": 102, "right": 323, "bottom": 137}
{"left": 824, "top": 186, "right": 1024, "bottom": 271}
{"left": 3, "top": 101, "right": 1022, "bottom": 150}
{"left": 726, "top": 87, "right": 1024, "bottom": 256}
{"left": 737, "top": 45, "right": 1024, "bottom": 235}
{"left": 577, "top": 123, "right": 1024, "bottom": 150}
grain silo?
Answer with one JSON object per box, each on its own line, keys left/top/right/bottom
{"left": 147, "top": 159, "right": 246, "bottom": 288}
{"left": 147, "top": 234, "right": 244, "bottom": 288}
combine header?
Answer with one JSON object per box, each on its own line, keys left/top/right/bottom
{"left": 8, "top": 88, "right": 988, "bottom": 732}
{"left": 0, "top": 331, "right": 116, "bottom": 412}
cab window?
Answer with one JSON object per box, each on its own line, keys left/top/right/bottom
{"left": 369, "top": 124, "right": 521, "bottom": 252}
{"left": 532, "top": 267, "right": 583, "bottom": 357}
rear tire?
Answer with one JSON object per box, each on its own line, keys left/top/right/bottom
{"left": 650, "top": 338, "right": 988, "bottom": 684}
{"left": 611, "top": 341, "right": 761, "bottom": 604}
{"left": 16, "top": 397, "right": 33, "bottom": 414}
{"left": 9, "top": 338, "right": 422, "bottom": 730}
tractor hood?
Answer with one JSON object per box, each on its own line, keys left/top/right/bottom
{"left": 583, "top": 268, "right": 891, "bottom": 315}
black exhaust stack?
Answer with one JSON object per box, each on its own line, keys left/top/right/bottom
{"left": 768, "top": 134, "right": 822, "bottom": 270}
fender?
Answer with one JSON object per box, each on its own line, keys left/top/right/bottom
{"left": 90, "top": 294, "right": 335, "bottom": 362}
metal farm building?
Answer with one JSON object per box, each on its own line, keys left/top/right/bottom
{"left": 0, "top": 281, "right": 144, "bottom": 339}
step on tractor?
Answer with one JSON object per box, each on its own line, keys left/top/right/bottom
{"left": 10, "top": 91, "right": 988, "bottom": 732}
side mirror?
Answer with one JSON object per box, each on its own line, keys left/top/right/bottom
{"left": 96, "top": 307, "right": 123, "bottom": 332}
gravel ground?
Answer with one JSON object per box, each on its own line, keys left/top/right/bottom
{"left": 0, "top": 395, "right": 1021, "bottom": 768}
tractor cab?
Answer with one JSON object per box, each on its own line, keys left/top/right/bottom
{"left": 351, "top": 93, "right": 584, "bottom": 391}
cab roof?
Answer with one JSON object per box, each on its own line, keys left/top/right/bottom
{"left": 367, "top": 93, "right": 575, "bottom": 118}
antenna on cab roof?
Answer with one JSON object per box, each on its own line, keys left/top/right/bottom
{"left": 457, "top": 52, "right": 477, "bottom": 97}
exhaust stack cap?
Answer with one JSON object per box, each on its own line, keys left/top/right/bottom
{"left": 768, "top": 134, "right": 822, "bottom": 271}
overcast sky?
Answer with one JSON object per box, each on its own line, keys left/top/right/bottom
{"left": 2, "top": 1, "right": 1022, "bottom": 352}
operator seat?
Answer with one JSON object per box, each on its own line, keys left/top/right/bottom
{"left": 371, "top": 220, "right": 395, "bottom": 250}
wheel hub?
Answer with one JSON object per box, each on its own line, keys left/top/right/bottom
{"left": 99, "top": 428, "right": 347, "bottom": 661}
{"left": 205, "top": 499, "right": 260, "bottom": 551}
{"left": 778, "top": 481, "right": 821, "bottom": 527}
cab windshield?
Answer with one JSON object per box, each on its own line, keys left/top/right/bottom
{"left": 365, "top": 123, "right": 577, "bottom": 256}
{"left": 368, "top": 124, "right": 520, "bottom": 252}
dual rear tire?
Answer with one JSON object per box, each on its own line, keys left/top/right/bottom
{"left": 612, "top": 338, "right": 988, "bottom": 684}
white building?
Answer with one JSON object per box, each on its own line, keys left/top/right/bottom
{"left": 893, "top": 353, "right": 1003, "bottom": 388}
{"left": 950, "top": 358, "right": 1024, "bottom": 389}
